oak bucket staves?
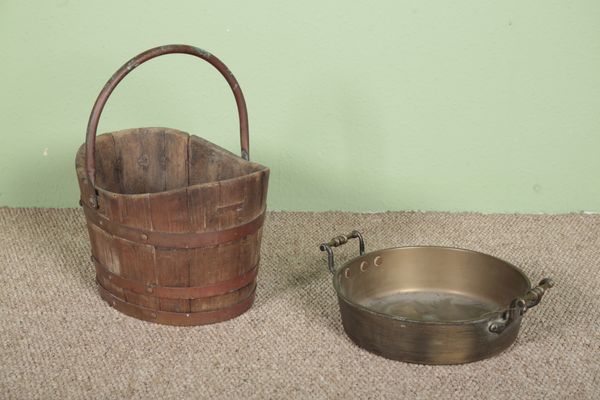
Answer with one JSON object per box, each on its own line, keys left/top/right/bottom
{"left": 76, "top": 45, "right": 269, "bottom": 325}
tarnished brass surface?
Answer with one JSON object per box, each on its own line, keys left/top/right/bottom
{"left": 321, "top": 239, "right": 553, "bottom": 364}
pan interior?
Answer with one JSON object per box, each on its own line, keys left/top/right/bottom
{"left": 336, "top": 246, "right": 530, "bottom": 323}
{"left": 362, "top": 290, "right": 498, "bottom": 322}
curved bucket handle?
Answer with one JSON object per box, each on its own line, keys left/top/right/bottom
{"left": 85, "top": 44, "right": 250, "bottom": 187}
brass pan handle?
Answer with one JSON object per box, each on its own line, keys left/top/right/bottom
{"left": 319, "top": 231, "right": 365, "bottom": 274}
{"left": 521, "top": 277, "right": 554, "bottom": 310}
{"left": 489, "top": 278, "right": 555, "bottom": 334}
{"left": 85, "top": 44, "right": 250, "bottom": 188}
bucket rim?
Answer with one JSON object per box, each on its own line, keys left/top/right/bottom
{"left": 75, "top": 127, "right": 269, "bottom": 199}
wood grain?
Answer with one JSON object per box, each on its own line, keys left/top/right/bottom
{"left": 76, "top": 127, "right": 269, "bottom": 325}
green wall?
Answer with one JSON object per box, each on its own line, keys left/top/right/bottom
{"left": 1, "top": 1, "right": 599, "bottom": 212}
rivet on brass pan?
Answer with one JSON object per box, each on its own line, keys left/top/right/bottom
{"left": 150, "top": 312, "right": 157, "bottom": 319}
{"left": 111, "top": 300, "right": 116, "bottom": 306}
{"left": 344, "top": 268, "right": 351, "bottom": 278}
{"left": 186, "top": 313, "right": 191, "bottom": 317}
{"left": 146, "top": 286, "right": 153, "bottom": 294}
{"left": 374, "top": 256, "right": 383, "bottom": 266}
{"left": 360, "top": 261, "right": 368, "bottom": 271}
{"left": 141, "top": 233, "right": 148, "bottom": 241}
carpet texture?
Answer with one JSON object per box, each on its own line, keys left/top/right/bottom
{"left": 0, "top": 208, "right": 598, "bottom": 399}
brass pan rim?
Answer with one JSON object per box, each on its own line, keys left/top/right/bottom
{"left": 331, "top": 245, "right": 533, "bottom": 326}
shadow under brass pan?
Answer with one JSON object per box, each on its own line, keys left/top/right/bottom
{"left": 320, "top": 231, "right": 554, "bottom": 364}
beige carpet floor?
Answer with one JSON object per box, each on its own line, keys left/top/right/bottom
{"left": 0, "top": 208, "right": 599, "bottom": 399}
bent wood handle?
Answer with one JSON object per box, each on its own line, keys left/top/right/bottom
{"left": 85, "top": 44, "right": 250, "bottom": 186}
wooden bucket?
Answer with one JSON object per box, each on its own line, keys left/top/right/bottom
{"left": 76, "top": 45, "right": 269, "bottom": 326}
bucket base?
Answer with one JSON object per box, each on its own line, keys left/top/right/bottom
{"left": 98, "top": 283, "right": 256, "bottom": 326}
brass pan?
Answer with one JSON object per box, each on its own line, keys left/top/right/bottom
{"left": 319, "top": 231, "right": 554, "bottom": 364}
